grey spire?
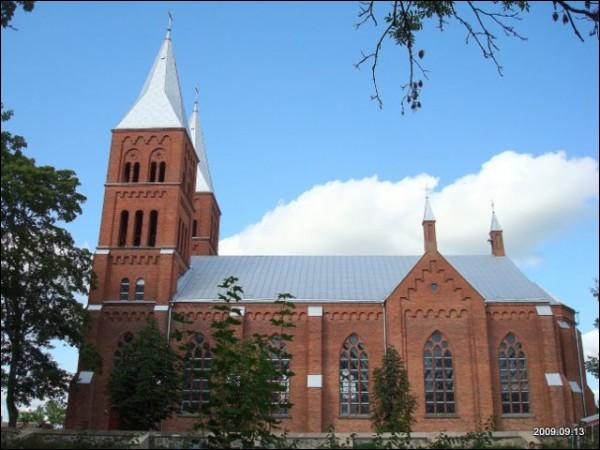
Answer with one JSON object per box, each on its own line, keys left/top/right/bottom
{"left": 188, "top": 88, "right": 214, "bottom": 192}
{"left": 490, "top": 202, "right": 502, "bottom": 231}
{"left": 115, "top": 17, "right": 186, "bottom": 130}
{"left": 423, "top": 195, "right": 435, "bottom": 221}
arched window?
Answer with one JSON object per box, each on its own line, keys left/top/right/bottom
{"left": 158, "top": 162, "right": 166, "bottom": 182}
{"left": 147, "top": 210, "right": 158, "bottom": 247}
{"left": 135, "top": 278, "right": 144, "bottom": 301}
{"left": 192, "top": 220, "right": 198, "bottom": 238}
{"left": 181, "top": 333, "right": 212, "bottom": 414}
{"left": 499, "top": 333, "right": 529, "bottom": 414}
{"left": 123, "top": 162, "right": 131, "bottom": 182}
{"left": 118, "top": 210, "right": 129, "bottom": 247}
{"left": 148, "top": 161, "right": 157, "bottom": 182}
{"left": 132, "top": 162, "right": 140, "bottom": 182}
{"left": 119, "top": 278, "right": 129, "bottom": 301}
{"left": 113, "top": 331, "right": 134, "bottom": 367}
{"left": 424, "top": 331, "right": 455, "bottom": 414}
{"left": 133, "top": 210, "right": 143, "bottom": 246}
{"left": 270, "top": 338, "right": 291, "bottom": 415}
{"left": 340, "top": 334, "right": 369, "bottom": 416}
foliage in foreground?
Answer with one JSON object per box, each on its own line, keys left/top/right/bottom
{"left": 371, "top": 346, "right": 416, "bottom": 433}
{"left": 19, "top": 400, "right": 66, "bottom": 428}
{"left": 107, "top": 318, "right": 181, "bottom": 430}
{"left": 1, "top": 105, "right": 94, "bottom": 427}
{"left": 585, "top": 279, "right": 599, "bottom": 379}
{"left": 195, "top": 276, "right": 296, "bottom": 449}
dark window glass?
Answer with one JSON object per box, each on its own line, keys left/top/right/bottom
{"left": 340, "top": 334, "right": 368, "bottom": 416}
{"left": 133, "top": 210, "right": 143, "bottom": 246}
{"left": 499, "top": 333, "right": 529, "bottom": 415}
{"left": 132, "top": 162, "right": 140, "bottom": 182}
{"left": 181, "top": 333, "right": 212, "bottom": 414}
{"left": 149, "top": 161, "right": 157, "bottom": 182}
{"left": 119, "top": 278, "right": 129, "bottom": 301}
{"left": 158, "top": 162, "right": 166, "bottom": 182}
{"left": 147, "top": 210, "right": 158, "bottom": 247}
{"left": 424, "top": 331, "right": 455, "bottom": 415}
{"left": 135, "top": 278, "right": 144, "bottom": 301}
{"left": 123, "top": 162, "right": 131, "bottom": 182}
{"left": 118, "top": 210, "right": 129, "bottom": 247}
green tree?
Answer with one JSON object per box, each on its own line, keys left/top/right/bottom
{"left": 18, "top": 405, "right": 45, "bottom": 427}
{"left": 1, "top": 0, "right": 35, "bottom": 29}
{"left": 107, "top": 318, "right": 181, "bottom": 430}
{"left": 197, "top": 276, "right": 296, "bottom": 449}
{"left": 1, "top": 106, "right": 93, "bottom": 428}
{"left": 370, "top": 346, "right": 416, "bottom": 433}
{"left": 18, "top": 400, "right": 66, "bottom": 428}
{"left": 585, "top": 279, "right": 599, "bottom": 379}
{"left": 355, "top": 1, "right": 599, "bottom": 112}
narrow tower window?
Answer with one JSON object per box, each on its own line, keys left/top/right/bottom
{"left": 499, "top": 333, "right": 529, "bottom": 414}
{"left": 114, "top": 331, "right": 134, "bottom": 367}
{"left": 132, "top": 162, "right": 140, "bottom": 183}
{"left": 118, "top": 210, "right": 129, "bottom": 247}
{"left": 133, "top": 210, "right": 143, "bottom": 246}
{"left": 158, "top": 162, "right": 166, "bottom": 182}
{"left": 147, "top": 210, "right": 158, "bottom": 247}
{"left": 192, "top": 220, "right": 198, "bottom": 238}
{"left": 424, "top": 331, "right": 455, "bottom": 414}
{"left": 119, "top": 278, "right": 129, "bottom": 301}
{"left": 149, "top": 161, "right": 157, "bottom": 182}
{"left": 135, "top": 278, "right": 144, "bottom": 301}
{"left": 123, "top": 162, "right": 131, "bottom": 182}
{"left": 340, "top": 334, "right": 369, "bottom": 416}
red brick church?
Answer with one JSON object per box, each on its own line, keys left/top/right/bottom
{"left": 66, "top": 26, "right": 596, "bottom": 433}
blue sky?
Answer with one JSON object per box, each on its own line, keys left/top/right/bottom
{"left": 2, "top": 1, "right": 599, "bottom": 402}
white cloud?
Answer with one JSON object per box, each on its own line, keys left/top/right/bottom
{"left": 221, "top": 151, "right": 599, "bottom": 256}
{"left": 582, "top": 329, "right": 599, "bottom": 360}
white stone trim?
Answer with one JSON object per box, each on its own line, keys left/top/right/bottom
{"left": 545, "top": 373, "right": 563, "bottom": 386}
{"left": 77, "top": 371, "right": 94, "bottom": 384}
{"left": 307, "top": 374, "right": 322, "bottom": 388}
{"left": 308, "top": 306, "right": 323, "bottom": 317}
{"left": 160, "top": 248, "right": 176, "bottom": 254}
{"left": 87, "top": 304, "right": 103, "bottom": 311}
{"left": 536, "top": 305, "right": 553, "bottom": 316}
{"left": 229, "top": 306, "right": 245, "bottom": 317}
{"left": 154, "top": 305, "right": 169, "bottom": 312}
{"left": 569, "top": 381, "right": 582, "bottom": 393}
{"left": 95, "top": 249, "right": 110, "bottom": 255}
{"left": 557, "top": 319, "right": 571, "bottom": 329}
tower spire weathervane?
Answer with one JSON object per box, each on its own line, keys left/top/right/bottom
{"left": 166, "top": 11, "right": 173, "bottom": 40}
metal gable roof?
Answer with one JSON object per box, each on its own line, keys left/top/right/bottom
{"left": 173, "top": 255, "right": 555, "bottom": 304}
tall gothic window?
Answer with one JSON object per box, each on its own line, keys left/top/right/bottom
{"left": 134, "top": 278, "right": 144, "bottom": 301}
{"left": 181, "top": 333, "right": 212, "bottom": 414}
{"left": 499, "top": 333, "right": 529, "bottom": 414}
{"left": 123, "top": 162, "right": 131, "bottom": 183}
{"left": 424, "top": 331, "right": 455, "bottom": 414}
{"left": 133, "top": 210, "right": 143, "bottom": 246}
{"left": 340, "top": 334, "right": 369, "bottom": 416}
{"left": 149, "top": 161, "right": 157, "bottom": 182}
{"left": 147, "top": 210, "right": 158, "bottom": 247}
{"left": 118, "top": 210, "right": 129, "bottom": 247}
{"left": 270, "top": 339, "right": 291, "bottom": 415}
{"left": 158, "top": 162, "right": 166, "bottom": 182}
{"left": 119, "top": 278, "right": 129, "bottom": 301}
{"left": 132, "top": 162, "right": 140, "bottom": 182}
{"left": 113, "top": 331, "right": 134, "bottom": 367}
